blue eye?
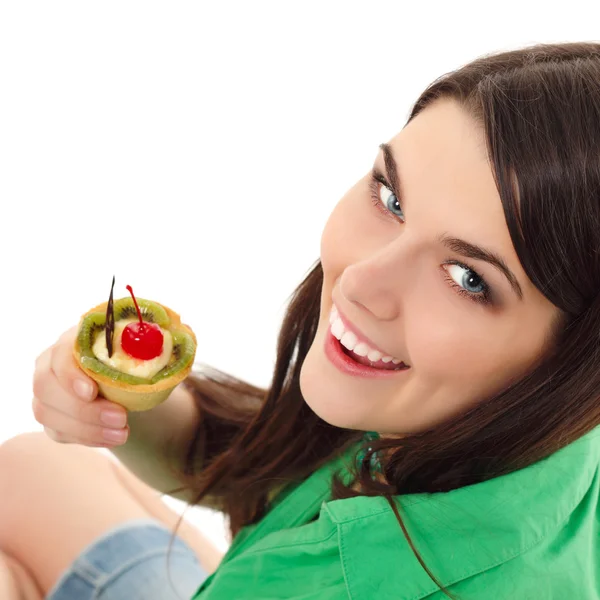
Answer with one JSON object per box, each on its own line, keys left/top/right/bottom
{"left": 443, "top": 261, "right": 492, "bottom": 305}
{"left": 379, "top": 184, "right": 404, "bottom": 219}
{"left": 367, "top": 167, "right": 492, "bottom": 306}
{"left": 447, "top": 264, "right": 486, "bottom": 294}
{"left": 369, "top": 171, "right": 405, "bottom": 222}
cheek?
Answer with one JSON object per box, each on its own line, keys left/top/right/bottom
{"left": 404, "top": 297, "right": 464, "bottom": 377}
{"left": 404, "top": 297, "right": 501, "bottom": 386}
{"left": 405, "top": 299, "right": 541, "bottom": 400}
{"left": 320, "top": 185, "right": 381, "bottom": 272}
{"left": 319, "top": 203, "right": 342, "bottom": 270}
{"left": 320, "top": 201, "right": 355, "bottom": 282}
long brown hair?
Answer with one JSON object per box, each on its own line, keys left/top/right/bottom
{"left": 177, "top": 42, "right": 600, "bottom": 598}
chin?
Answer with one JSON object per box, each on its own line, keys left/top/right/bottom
{"left": 299, "top": 342, "right": 369, "bottom": 431}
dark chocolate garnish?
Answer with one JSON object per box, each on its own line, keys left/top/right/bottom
{"left": 106, "top": 275, "right": 116, "bottom": 358}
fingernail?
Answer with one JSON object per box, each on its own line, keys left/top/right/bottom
{"left": 102, "top": 428, "right": 128, "bottom": 444}
{"left": 100, "top": 410, "right": 127, "bottom": 428}
{"left": 73, "top": 379, "right": 94, "bottom": 400}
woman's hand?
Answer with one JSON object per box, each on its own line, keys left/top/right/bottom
{"left": 32, "top": 327, "right": 129, "bottom": 447}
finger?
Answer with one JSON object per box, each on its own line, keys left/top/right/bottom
{"left": 34, "top": 344, "right": 128, "bottom": 429}
{"left": 34, "top": 344, "right": 51, "bottom": 372}
{"left": 57, "top": 325, "right": 78, "bottom": 344}
{"left": 49, "top": 327, "right": 98, "bottom": 402}
{"left": 32, "top": 373, "right": 128, "bottom": 430}
{"left": 43, "top": 426, "right": 62, "bottom": 443}
{"left": 33, "top": 327, "right": 77, "bottom": 374}
{"left": 32, "top": 346, "right": 52, "bottom": 397}
{"left": 42, "top": 424, "right": 128, "bottom": 448}
{"left": 32, "top": 349, "right": 85, "bottom": 413}
{"left": 37, "top": 401, "right": 129, "bottom": 446}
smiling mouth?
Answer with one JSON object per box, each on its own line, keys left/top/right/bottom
{"left": 338, "top": 340, "right": 410, "bottom": 371}
{"left": 329, "top": 304, "right": 410, "bottom": 371}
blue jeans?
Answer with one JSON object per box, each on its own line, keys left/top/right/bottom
{"left": 46, "top": 519, "right": 209, "bottom": 600}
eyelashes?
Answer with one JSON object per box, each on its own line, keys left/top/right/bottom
{"left": 367, "top": 169, "right": 493, "bottom": 306}
{"left": 442, "top": 264, "right": 492, "bottom": 305}
{"left": 369, "top": 168, "right": 404, "bottom": 222}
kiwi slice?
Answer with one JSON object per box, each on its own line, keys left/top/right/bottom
{"left": 76, "top": 298, "right": 194, "bottom": 385}
{"left": 112, "top": 298, "right": 170, "bottom": 327}
{"left": 77, "top": 312, "right": 107, "bottom": 360}
{"left": 149, "top": 330, "right": 196, "bottom": 383}
{"left": 80, "top": 355, "right": 153, "bottom": 384}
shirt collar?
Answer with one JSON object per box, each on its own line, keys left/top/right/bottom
{"left": 325, "top": 425, "right": 600, "bottom": 599}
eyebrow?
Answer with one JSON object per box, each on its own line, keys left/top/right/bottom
{"left": 378, "top": 142, "right": 524, "bottom": 300}
{"left": 440, "top": 236, "right": 523, "bottom": 299}
{"left": 379, "top": 143, "right": 403, "bottom": 202}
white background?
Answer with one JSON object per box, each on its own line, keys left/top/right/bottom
{"left": 1, "top": 1, "right": 597, "bottom": 551}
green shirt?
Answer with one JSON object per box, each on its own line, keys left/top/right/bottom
{"left": 193, "top": 425, "right": 600, "bottom": 599}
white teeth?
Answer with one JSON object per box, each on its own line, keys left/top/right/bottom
{"left": 367, "top": 349, "right": 382, "bottom": 362}
{"left": 340, "top": 331, "right": 358, "bottom": 351}
{"left": 329, "top": 307, "right": 406, "bottom": 365}
{"left": 329, "top": 306, "right": 338, "bottom": 325}
{"left": 353, "top": 342, "right": 370, "bottom": 357}
{"left": 331, "top": 317, "right": 345, "bottom": 339}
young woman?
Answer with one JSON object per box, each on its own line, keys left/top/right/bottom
{"left": 2, "top": 41, "right": 600, "bottom": 599}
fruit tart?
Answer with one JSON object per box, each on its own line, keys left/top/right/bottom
{"left": 73, "top": 278, "right": 197, "bottom": 411}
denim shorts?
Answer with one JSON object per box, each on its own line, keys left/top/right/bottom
{"left": 46, "top": 518, "right": 209, "bottom": 600}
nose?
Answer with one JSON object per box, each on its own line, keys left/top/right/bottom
{"left": 339, "top": 243, "right": 406, "bottom": 322}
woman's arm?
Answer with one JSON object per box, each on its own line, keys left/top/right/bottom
{"left": 109, "top": 383, "right": 202, "bottom": 502}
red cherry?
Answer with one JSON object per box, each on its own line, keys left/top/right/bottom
{"left": 120, "top": 285, "right": 164, "bottom": 360}
{"left": 122, "top": 321, "right": 164, "bottom": 360}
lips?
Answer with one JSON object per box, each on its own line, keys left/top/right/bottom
{"left": 329, "top": 303, "right": 409, "bottom": 368}
{"left": 339, "top": 342, "right": 408, "bottom": 371}
{"left": 324, "top": 326, "right": 410, "bottom": 379}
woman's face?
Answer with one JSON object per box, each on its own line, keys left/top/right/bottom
{"left": 300, "top": 98, "right": 558, "bottom": 435}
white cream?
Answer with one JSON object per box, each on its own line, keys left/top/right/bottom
{"left": 93, "top": 319, "right": 173, "bottom": 379}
